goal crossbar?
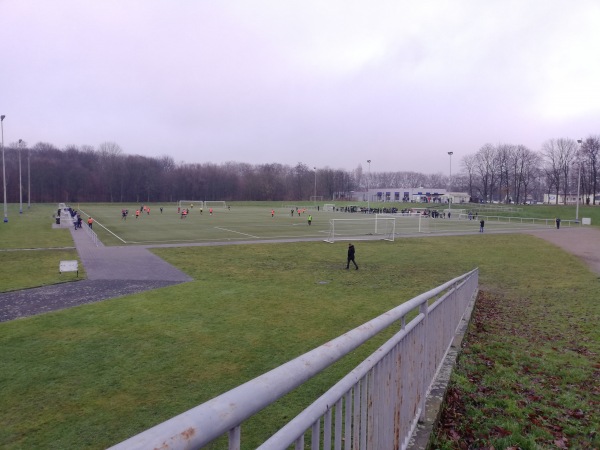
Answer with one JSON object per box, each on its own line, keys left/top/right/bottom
{"left": 324, "top": 217, "right": 396, "bottom": 243}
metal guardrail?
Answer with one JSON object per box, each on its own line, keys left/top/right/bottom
{"left": 457, "top": 214, "right": 580, "bottom": 227}
{"left": 110, "top": 269, "right": 479, "bottom": 450}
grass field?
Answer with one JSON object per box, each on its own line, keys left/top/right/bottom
{"left": 1, "top": 202, "right": 599, "bottom": 449}
{"left": 67, "top": 201, "right": 600, "bottom": 247}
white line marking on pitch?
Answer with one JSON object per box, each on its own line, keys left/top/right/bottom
{"left": 215, "top": 227, "right": 259, "bottom": 239}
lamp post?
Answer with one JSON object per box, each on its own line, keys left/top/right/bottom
{"left": 367, "top": 159, "right": 371, "bottom": 213}
{"left": 447, "top": 151, "right": 453, "bottom": 210}
{"left": 313, "top": 166, "right": 317, "bottom": 204}
{"left": 1, "top": 115, "right": 7, "bottom": 223}
{"left": 27, "top": 147, "right": 31, "bottom": 209}
{"left": 576, "top": 139, "right": 582, "bottom": 222}
{"left": 18, "top": 139, "right": 23, "bottom": 214}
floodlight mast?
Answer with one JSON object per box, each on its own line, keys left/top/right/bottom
{"left": 576, "top": 139, "right": 582, "bottom": 222}
{"left": 367, "top": 159, "right": 371, "bottom": 213}
{"left": 313, "top": 166, "right": 317, "bottom": 204}
{"left": 18, "top": 139, "right": 23, "bottom": 214}
{"left": 447, "top": 151, "right": 453, "bottom": 210}
{"left": 1, "top": 115, "right": 7, "bottom": 223}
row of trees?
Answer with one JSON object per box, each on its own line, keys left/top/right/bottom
{"left": 460, "top": 137, "right": 599, "bottom": 205}
{"left": 1, "top": 136, "right": 598, "bottom": 204}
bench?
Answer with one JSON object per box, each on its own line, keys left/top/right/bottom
{"left": 59, "top": 260, "right": 79, "bottom": 277}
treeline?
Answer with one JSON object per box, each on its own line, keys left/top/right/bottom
{"left": 460, "top": 136, "right": 599, "bottom": 205}
{"left": 1, "top": 136, "right": 598, "bottom": 204}
{"left": 0, "top": 141, "right": 451, "bottom": 203}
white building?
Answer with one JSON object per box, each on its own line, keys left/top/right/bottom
{"left": 354, "top": 187, "right": 469, "bottom": 204}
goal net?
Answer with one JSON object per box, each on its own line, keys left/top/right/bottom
{"left": 324, "top": 203, "right": 335, "bottom": 212}
{"left": 377, "top": 213, "right": 429, "bottom": 233}
{"left": 204, "top": 201, "right": 228, "bottom": 209}
{"left": 178, "top": 200, "right": 203, "bottom": 208}
{"left": 310, "top": 196, "right": 324, "bottom": 203}
{"left": 324, "top": 217, "right": 396, "bottom": 243}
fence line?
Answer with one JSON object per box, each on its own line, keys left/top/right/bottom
{"left": 457, "top": 214, "right": 580, "bottom": 227}
{"left": 109, "top": 269, "right": 479, "bottom": 450}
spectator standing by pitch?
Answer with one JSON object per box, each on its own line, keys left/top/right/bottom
{"left": 479, "top": 219, "right": 485, "bottom": 233}
{"left": 346, "top": 243, "right": 358, "bottom": 270}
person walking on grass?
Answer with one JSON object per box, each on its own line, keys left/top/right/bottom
{"left": 308, "top": 214, "right": 312, "bottom": 226}
{"left": 346, "top": 243, "right": 358, "bottom": 270}
{"left": 479, "top": 219, "right": 485, "bottom": 232}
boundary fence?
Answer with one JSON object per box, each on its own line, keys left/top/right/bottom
{"left": 109, "top": 269, "right": 479, "bottom": 450}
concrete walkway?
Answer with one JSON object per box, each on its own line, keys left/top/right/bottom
{"left": 70, "top": 225, "right": 192, "bottom": 281}
{"left": 0, "top": 223, "right": 192, "bottom": 322}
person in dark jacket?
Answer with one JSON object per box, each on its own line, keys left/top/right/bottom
{"left": 346, "top": 243, "right": 358, "bottom": 270}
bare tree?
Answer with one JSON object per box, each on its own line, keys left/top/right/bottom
{"left": 541, "top": 138, "right": 577, "bottom": 204}
{"left": 580, "top": 136, "right": 599, "bottom": 205}
{"left": 474, "top": 143, "right": 497, "bottom": 202}
{"left": 461, "top": 154, "right": 477, "bottom": 200}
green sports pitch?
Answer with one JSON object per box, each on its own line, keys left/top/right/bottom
{"left": 73, "top": 202, "right": 562, "bottom": 246}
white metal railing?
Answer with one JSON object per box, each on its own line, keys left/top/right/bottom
{"left": 457, "top": 214, "right": 580, "bottom": 227}
{"left": 109, "top": 269, "right": 479, "bottom": 450}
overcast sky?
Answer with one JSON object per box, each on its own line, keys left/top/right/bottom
{"left": 2, "top": 0, "right": 599, "bottom": 174}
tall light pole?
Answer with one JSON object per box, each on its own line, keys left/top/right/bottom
{"left": 313, "top": 166, "right": 317, "bottom": 204}
{"left": 1, "top": 115, "right": 7, "bottom": 223}
{"left": 367, "top": 159, "right": 371, "bottom": 213}
{"left": 576, "top": 139, "right": 582, "bottom": 222}
{"left": 27, "top": 147, "right": 31, "bottom": 209}
{"left": 18, "top": 139, "right": 23, "bottom": 214}
{"left": 447, "top": 151, "right": 453, "bottom": 210}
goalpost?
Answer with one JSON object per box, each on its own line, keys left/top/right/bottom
{"left": 377, "top": 213, "right": 430, "bottom": 233}
{"left": 323, "top": 203, "right": 335, "bottom": 212}
{"left": 178, "top": 200, "right": 203, "bottom": 208}
{"left": 204, "top": 201, "right": 228, "bottom": 209}
{"left": 324, "top": 217, "right": 396, "bottom": 243}
{"left": 310, "top": 196, "right": 324, "bottom": 203}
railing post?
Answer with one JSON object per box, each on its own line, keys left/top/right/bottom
{"left": 419, "top": 300, "right": 429, "bottom": 422}
{"left": 228, "top": 426, "right": 240, "bottom": 450}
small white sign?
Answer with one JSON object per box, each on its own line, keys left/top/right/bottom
{"left": 59, "top": 260, "right": 79, "bottom": 275}
{"left": 582, "top": 218, "right": 591, "bottom": 225}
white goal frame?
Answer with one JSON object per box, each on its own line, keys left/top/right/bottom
{"left": 204, "top": 201, "right": 228, "bottom": 209}
{"left": 324, "top": 217, "right": 396, "bottom": 243}
{"left": 310, "top": 196, "right": 324, "bottom": 203}
{"left": 178, "top": 200, "right": 203, "bottom": 208}
{"left": 377, "top": 212, "right": 429, "bottom": 233}
{"left": 323, "top": 203, "right": 335, "bottom": 212}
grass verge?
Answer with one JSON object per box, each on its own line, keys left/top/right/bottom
{"left": 1, "top": 232, "right": 599, "bottom": 448}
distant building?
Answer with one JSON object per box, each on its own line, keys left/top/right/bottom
{"left": 353, "top": 187, "right": 469, "bottom": 204}
{"left": 544, "top": 193, "right": 600, "bottom": 205}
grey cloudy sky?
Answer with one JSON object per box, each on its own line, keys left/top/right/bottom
{"left": 2, "top": 0, "right": 599, "bottom": 174}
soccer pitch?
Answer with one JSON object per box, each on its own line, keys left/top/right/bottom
{"left": 74, "top": 203, "right": 561, "bottom": 246}
{"left": 76, "top": 204, "right": 333, "bottom": 245}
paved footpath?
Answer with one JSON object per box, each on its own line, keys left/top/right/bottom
{"left": 0, "top": 224, "right": 192, "bottom": 322}
{"left": 525, "top": 226, "right": 600, "bottom": 275}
